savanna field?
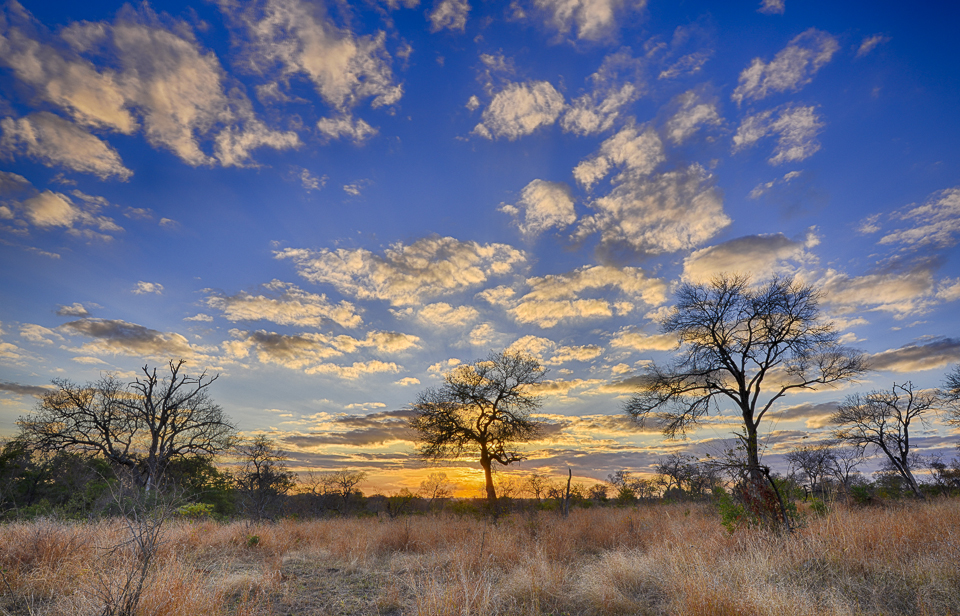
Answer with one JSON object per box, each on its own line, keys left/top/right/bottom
{"left": 2, "top": 500, "right": 959, "bottom": 616}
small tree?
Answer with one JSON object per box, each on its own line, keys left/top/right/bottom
{"left": 785, "top": 444, "right": 836, "bottom": 498}
{"left": 944, "top": 364, "right": 960, "bottom": 430}
{"left": 625, "top": 275, "right": 866, "bottom": 484}
{"left": 235, "top": 435, "right": 296, "bottom": 520}
{"left": 19, "top": 360, "right": 236, "bottom": 491}
{"left": 410, "top": 351, "right": 545, "bottom": 504}
{"left": 832, "top": 382, "right": 939, "bottom": 498}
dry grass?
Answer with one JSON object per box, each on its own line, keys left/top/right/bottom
{"left": 1, "top": 499, "right": 959, "bottom": 615}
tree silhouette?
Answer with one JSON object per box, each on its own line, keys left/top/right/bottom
{"left": 410, "top": 351, "right": 545, "bottom": 503}
{"left": 625, "top": 275, "right": 866, "bottom": 482}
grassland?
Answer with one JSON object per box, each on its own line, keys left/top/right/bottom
{"left": 1, "top": 499, "right": 959, "bottom": 616}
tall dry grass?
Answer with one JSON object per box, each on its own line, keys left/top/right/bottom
{"left": 1, "top": 499, "right": 958, "bottom": 615}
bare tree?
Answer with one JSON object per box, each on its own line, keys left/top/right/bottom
{"left": 418, "top": 471, "right": 455, "bottom": 502}
{"left": 410, "top": 351, "right": 545, "bottom": 503}
{"left": 235, "top": 435, "right": 296, "bottom": 521}
{"left": 19, "top": 360, "right": 236, "bottom": 491}
{"left": 625, "top": 275, "right": 866, "bottom": 484}
{"left": 944, "top": 364, "right": 960, "bottom": 430}
{"left": 832, "top": 382, "right": 940, "bottom": 498}
{"left": 785, "top": 444, "right": 836, "bottom": 498}
{"left": 827, "top": 444, "right": 865, "bottom": 494}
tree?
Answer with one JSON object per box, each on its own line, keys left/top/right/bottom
{"left": 832, "top": 381, "right": 939, "bottom": 498}
{"left": 624, "top": 275, "right": 866, "bottom": 482}
{"left": 944, "top": 364, "right": 960, "bottom": 431}
{"left": 785, "top": 444, "right": 836, "bottom": 498}
{"left": 418, "top": 471, "right": 454, "bottom": 502}
{"left": 234, "top": 435, "right": 296, "bottom": 520}
{"left": 19, "top": 360, "right": 236, "bottom": 491}
{"left": 410, "top": 351, "right": 545, "bottom": 503}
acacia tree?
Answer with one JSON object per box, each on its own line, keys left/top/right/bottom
{"left": 234, "top": 435, "right": 296, "bottom": 521}
{"left": 410, "top": 351, "right": 545, "bottom": 503}
{"left": 831, "top": 381, "right": 939, "bottom": 498}
{"left": 625, "top": 275, "right": 866, "bottom": 482}
{"left": 19, "top": 360, "right": 236, "bottom": 491}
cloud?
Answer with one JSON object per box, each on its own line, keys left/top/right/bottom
{"left": 561, "top": 84, "right": 636, "bottom": 136}
{"left": 131, "top": 281, "right": 163, "bottom": 295}
{"left": 773, "top": 402, "right": 839, "bottom": 429}
{"left": 573, "top": 164, "right": 729, "bottom": 256}
{"left": 733, "top": 105, "right": 823, "bottom": 165}
{"left": 820, "top": 264, "right": 938, "bottom": 319}
{"left": 19, "top": 324, "right": 64, "bottom": 345}
{"left": 732, "top": 29, "right": 838, "bottom": 105}
{"left": 878, "top": 187, "right": 960, "bottom": 249}
{"left": 573, "top": 123, "right": 664, "bottom": 190}
{"left": 277, "top": 236, "right": 526, "bottom": 306}
{"left": 287, "top": 409, "right": 417, "bottom": 447}
{"left": 296, "top": 168, "right": 325, "bottom": 192}
{"left": 395, "top": 376, "right": 420, "bottom": 386}
{"left": 748, "top": 169, "right": 803, "bottom": 199}
{"left": 205, "top": 281, "right": 363, "bottom": 329}
{"left": 0, "top": 381, "right": 50, "bottom": 396}
{"left": 868, "top": 338, "right": 960, "bottom": 373}
{"left": 531, "top": 0, "right": 645, "bottom": 41}
{"left": 224, "top": 0, "right": 402, "bottom": 112}
{"left": 59, "top": 318, "right": 211, "bottom": 361}
{"left": 757, "top": 0, "right": 785, "bottom": 15}
{"left": 0, "top": 5, "right": 299, "bottom": 167}
{"left": 3, "top": 187, "right": 123, "bottom": 239}
{"left": 0, "top": 113, "right": 132, "bottom": 180}
{"left": 429, "top": 0, "right": 470, "bottom": 32}
{"left": 316, "top": 115, "right": 378, "bottom": 143}
{"left": 408, "top": 302, "right": 479, "bottom": 327}
{"left": 56, "top": 303, "right": 91, "bottom": 317}
{"left": 509, "top": 265, "right": 667, "bottom": 328}
{"left": 184, "top": 313, "right": 214, "bottom": 322}
{"left": 428, "top": 358, "right": 461, "bottom": 374}
{"left": 227, "top": 329, "right": 416, "bottom": 372}
{"left": 682, "top": 231, "right": 818, "bottom": 283}
{"left": 466, "top": 322, "right": 503, "bottom": 347}
{"left": 500, "top": 179, "right": 576, "bottom": 237}
{"left": 609, "top": 327, "right": 677, "bottom": 352}
{"left": 856, "top": 35, "right": 890, "bottom": 58}
{"left": 663, "top": 90, "right": 721, "bottom": 144}
{"left": 473, "top": 81, "right": 565, "bottom": 140}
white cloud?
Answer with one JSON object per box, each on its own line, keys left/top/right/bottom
{"left": 59, "top": 318, "right": 215, "bottom": 363}
{"left": 226, "top": 0, "right": 403, "bottom": 112}
{"left": 0, "top": 113, "right": 132, "bottom": 180}
{"left": 573, "top": 164, "right": 730, "bottom": 255}
{"left": 20, "top": 191, "right": 80, "bottom": 228}
{"left": 664, "top": 91, "right": 721, "bottom": 144}
{"left": 500, "top": 179, "right": 576, "bottom": 237}
{"left": 748, "top": 170, "right": 803, "bottom": 199}
{"left": 395, "top": 376, "right": 420, "bottom": 386}
{"left": 509, "top": 264, "right": 667, "bottom": 328}
{"left": 0, "top": 8, "right": 300, "bottom": 167}
{"left": 412, "top": 302, "right": 479, "bottom": 327}
{"left": 205, "top": 281, "right": 363, "bottom": 329}
{"left": 467, "top": 322, "right": 502, "bottom": 347}
{"left": 856, "top": 35, "right": 890, "bottom": 58}
{"left": 132, "top": 281, "right": 164, "bottom": 295}
{"left": 609, "top": 327, "right": 677, "bottom": 352}
{"left": 317, "top": 115, "right": 378, "bottom": 143}
{"left": 532, "top": 0, "right": 644, "bottom": 41}
{"left": 277, "top": 236, "right": 526, "bottom": 306}
{"left": 573, "top": 123, "right": 664, "bottom": 190}
{"left": 184, "top": 313, "right": 214, "bottom": 322}
{"left": 429, "top": 0, "right": 470, "bottom": 32}
{"left": 682, "top": 231, "right": 818, "bottom": 283}
{"left": 757, "top": 0, "right": 784, "bottom": 15}
{"left": 428, "top": 358, "right": 461, "bottom": 373}
{"left": 465, "top": 95, "right": 481, "bottom": 111}
{"left": 307, "top": 361, "right": 400, "bottom": 380}
{"left": 820, "top": 266, "right": 938, "bottom": 319}
{"left": 732, "top": 29, "right": 838, "bottom": 105}
{"left": 561, "top": 84, "right": 636, "bottom": 136}
{"left": 297, "top": 168, "right": 325, "bottom": 192}
{"left": 20, "top": 324, "right": 64, "bottom": 345}
{"left": 878, "top": 187, "right": 960, "bottom": 249}
{"left": 56, "top": 303, "right": 91, "bottom": 317}
{"left": 733, "top": 105, "right": 823, "bottom": 165}
{"left": 227, "top": 328, "right": 417, "bottom": 372}
{"left": 473, "top": 81, "right": 565, "bottom": 140}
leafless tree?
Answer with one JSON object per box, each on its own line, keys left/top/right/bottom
{"left": 418, "top": 471, "right": 455, "bottom": 502}
{"left": 826, "top": 444, "right": 865, "bottom": 495}
{"left": 525, "top": 473, "right": 548, "bottom": 502}
{"left": 832, "top": 382, "right": 940, "bottom": 498}
{"left": 410, "top": 351, "right": 545, "bottom": 503}
{"left": 235, "top": 435, "right": 296, "bottom": 521}
{"left": 625, "top": 275, "right": 866, "bottom": 485}
{"left": 785, "top": 444, "right": 836, "bottom": 498}
{"left": 19, "top": 360, "right": 236, "bottom": 491}
{"left": 944, "top": 364, "right": 960, "bottom": 430}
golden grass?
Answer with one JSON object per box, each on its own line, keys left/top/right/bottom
{"left": 1, "top": 499, "right": 959, "bottom": 615}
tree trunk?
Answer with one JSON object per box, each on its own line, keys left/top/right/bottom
{"left": 479, "top": 449, "right": 497, "bottom": 503}
{"left": 743, "top": 421, "right": 763, "bottom": 482}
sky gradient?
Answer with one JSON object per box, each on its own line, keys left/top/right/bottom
{"left": 1, "top": 0, "right": 959, "bottom": 495}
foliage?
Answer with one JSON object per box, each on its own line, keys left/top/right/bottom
{"left": 234, "top": 435, "right": 296, "bottom": 521}
{"left": 410, "top": 351, "right": 546, "bottom": 503}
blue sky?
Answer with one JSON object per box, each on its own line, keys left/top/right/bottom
{"left": 1, "top": 0, "right": 958, "bottom": 493}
